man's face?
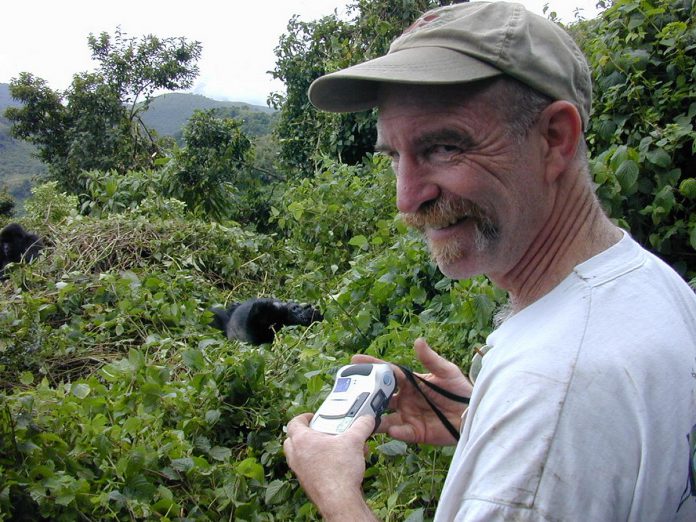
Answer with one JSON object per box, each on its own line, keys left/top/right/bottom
{"left": 376, "top": 83, "right": 551, "bottom": 281}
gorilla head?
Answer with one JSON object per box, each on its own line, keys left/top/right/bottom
{"left": 210, "top": 298, "right": 323, "bottom": 345}
{"left": 0, "top": 223, "right": 44, "bottom": 276}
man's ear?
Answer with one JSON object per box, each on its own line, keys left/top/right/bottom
{"left": 537, "top": 101, "right": 583, "bottom": 183}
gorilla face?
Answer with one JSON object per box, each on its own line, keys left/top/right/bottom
{"left": 0, "top": 223, "right": 44, "bottom": 276}
{"left": 210, "top": 298, "right": 323, "bottom": 345}
{"left": 284, "top": 302, "right": 323, "bottom": 326}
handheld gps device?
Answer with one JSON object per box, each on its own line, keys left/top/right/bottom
{"left": 310, "top": 363, "right": 396, "bottom": 435}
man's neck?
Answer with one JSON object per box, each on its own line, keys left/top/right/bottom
{"left": 493, "top": 173, "right": 622, "bottom": 313}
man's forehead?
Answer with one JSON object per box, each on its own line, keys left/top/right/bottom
{"left": 375, "top": 83, "right": 494, "bottom": 144}
{"left": 378, "top": 83, "right": 463, "bottom": 110}
{"left": 376, "top": 80, "right": 494, "bottom": 109}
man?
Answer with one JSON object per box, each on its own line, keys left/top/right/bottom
{"left": 283, "top": 2, "right": 696, "bottom": 520}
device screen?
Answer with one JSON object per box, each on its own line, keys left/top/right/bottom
{"left": 333, "top": 377, "right": 351, "bottom": 392}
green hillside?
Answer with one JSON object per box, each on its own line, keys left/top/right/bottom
{"left": 0, "top": 83, "right": 48, "bottom": 206}
{"left": 141, "top": 92, "right": 277, "bottom": 138}
{"left": 0, "top": 84, "right": 277, "bottom": 210}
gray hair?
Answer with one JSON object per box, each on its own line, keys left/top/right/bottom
{"left": 484, "top": 76, "right": 590, "bottom": 169}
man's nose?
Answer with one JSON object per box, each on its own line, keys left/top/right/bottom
{"left": 395, "top": 157, "right": 440, "bottom": 214}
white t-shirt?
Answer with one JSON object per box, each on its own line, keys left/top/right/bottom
{"left": 435, "top": 233, "right": 696, "bottom": 521}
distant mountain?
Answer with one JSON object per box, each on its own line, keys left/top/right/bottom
{"left": 0, "top": 83, "right": 48, "bottom": 207}
{"left": 0, "top": 84, "right": 277, "bottom": 210}
{"left": 0, "top": 82, "right": 18, "bottom": 109}
{"left": 141, "top": 93, "right": 277, "bottom": 139}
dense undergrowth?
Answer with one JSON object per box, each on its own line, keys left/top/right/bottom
{"left": 0, "top": 156, "right": 502, "bottom": 521}
{"left": 1, "top": 0, "right": 694, "bottom": 520}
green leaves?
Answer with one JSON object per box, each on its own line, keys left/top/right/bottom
{"left": 163, "top": 110, "right": 254, "bottom": 221}
{"left": 270, "top": 0, "right": 439, "bottom": 175}
{"left": 235, "top": 457, "right": 265, "bottom": 483}
{"left": 582, "top": 0, "right": 696, "bottom": 276}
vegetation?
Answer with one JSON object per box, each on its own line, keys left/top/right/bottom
{"left": 580, "top": 0, "right": 696, "bottom": 275}
{"left": 139, "top": 93, "right": 276, "bottom": 139}
{"left": 269, "top": 0, "right": 441, "bottom": 175}
{"left": 4, "top": 30, "right": 202, "bottom": 193}
{"left": 0, "top": 0, "right": 694, "bottom": 520}
{"left": 0, "top": 86, "right": 277, "bottom": 214}
{"left": 0, "top": 97, "right": 48, "bottom": 205}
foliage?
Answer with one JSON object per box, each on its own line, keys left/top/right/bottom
{"left": 78, "top": 170, "right": 166, "bottom": 218}
{"left": 580, "top": 0, "right": 696, "bottom": 275}
{"left": 4, "top": 29, "right": 201, "bottom": 194}
{"left": 269, "top": 0, "right": 442, "bottom": 176}
{"left": 23, "top": 182, "right": 79, "bottom": 225}
{"left": 88, "top": 28, "right": 201, "bottom": 111}
{"left": 269, "top": 154, "right": 397, "bottom": 284}
{"left": 75, "top": 113, "right": 260, "bottom": 225}
{"left": 160, "top": 110, "right": 253, "bottom": 221}
{"left": 0, "top": 188, "right": 15, "bottom": 217}
{"left": 211, "top": 106, "right": 278, "bottom": 138}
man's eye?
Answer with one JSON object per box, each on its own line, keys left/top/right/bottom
{"left": 430, "top": 145, "right": 461, "bottom": 155}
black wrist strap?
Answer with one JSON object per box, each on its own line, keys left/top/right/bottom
{"left": 396, "top": 364, "right": 469, "bottom": 442}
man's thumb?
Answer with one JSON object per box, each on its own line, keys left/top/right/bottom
{"left": 347, "top": 414, "right": 376, "bottom": 440}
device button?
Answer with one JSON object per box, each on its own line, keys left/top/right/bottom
{"left": 347, "top": 392, "right": 370, "bottom": 416}
{"left": 341, "top": 364, "right": 373, "bottom": 377}
{"left": 370, "top": 390, "right": 386, "bottom": 413}
{"left": 383, "top": 373, "right": 393, "bottom": 386}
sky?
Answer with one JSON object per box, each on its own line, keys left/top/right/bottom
{"left": 0, "top": 0, "right": 604, "bottom": 107}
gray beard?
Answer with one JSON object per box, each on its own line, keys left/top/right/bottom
{"left": 399, "top": 195, "right": 500, "bottom": 266}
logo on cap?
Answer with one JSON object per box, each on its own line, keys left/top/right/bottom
{"left": 403, "top": 13, "right": 441, "bottom": 34}
{"left": 401, "top": 5, "right": 459, "bottom": 37}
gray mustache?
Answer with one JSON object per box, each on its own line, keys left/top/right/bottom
{"left": 399, "top": 196, "right": 486, "bottom": 231}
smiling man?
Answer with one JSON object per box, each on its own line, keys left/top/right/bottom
{"left": 283, "top": 2, "right": 696, "bottom": 521}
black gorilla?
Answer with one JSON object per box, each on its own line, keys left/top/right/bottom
{"left": 210, "top": 298, "right": 323, "bottom": 345}
{"left": 0, "top": 223, "right": 44, "bottom": 277}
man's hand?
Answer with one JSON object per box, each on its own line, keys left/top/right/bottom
{"left": 353, "top": 338, "right": 472, "bottom": 446}
{"left": 284, "top": 413, "right": 379, "bottom": 521}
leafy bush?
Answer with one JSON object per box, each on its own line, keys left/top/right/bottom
{"left": 580, "top": 0, "right": 696, "bottom": 275}
{"left": 78, "top": 169, "right": 166, "bottom": 217}
{"left": 161, "top": 110, "right": 254, "bottom": 221}
{"left": 269, "top": 154, "right": 397, "bottom": 294}
{"left": 23, "top": 182, "right": 79, "bottom": 225}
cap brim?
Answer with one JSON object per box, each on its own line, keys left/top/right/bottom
{"left": 308, "top": 46, "right": 503, "bottom": 112}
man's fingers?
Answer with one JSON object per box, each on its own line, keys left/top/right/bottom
{"left": 386, "top": 423, "right": 419, "bottom": 444}
{"left": 351, "top": 354, "right": 385, "bottom": 365}
{"left": 286, "top": 412, "right": 314, "bottom": 436}
{"left": 414, "top": 338, "right": 460, "bottom": 377}
{"left": 346, "top": 414, "right": 376, "bottom": 441}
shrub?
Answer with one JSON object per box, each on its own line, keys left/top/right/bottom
{"left": 580, "top": 0, "right": 696, "bottom": 276}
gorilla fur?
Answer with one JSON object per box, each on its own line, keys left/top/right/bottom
{"left": 0, "top": 223, "right": 44, "bottom": 277}
{"left": 210, "top": 298, "right": 323, "bottom": 345}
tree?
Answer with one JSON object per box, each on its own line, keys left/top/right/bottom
{"left": 269, "top": 0, "right": 445, "bottom": 176}
{"left": 4, "top": 29, "right": 202, "bottom": 193}
{"left": 162, "top": 110, "right": 254, "bottom": 221}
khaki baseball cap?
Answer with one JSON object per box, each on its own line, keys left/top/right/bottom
{"left": 308, "top": 1, "right": 592, "bottom": 128}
